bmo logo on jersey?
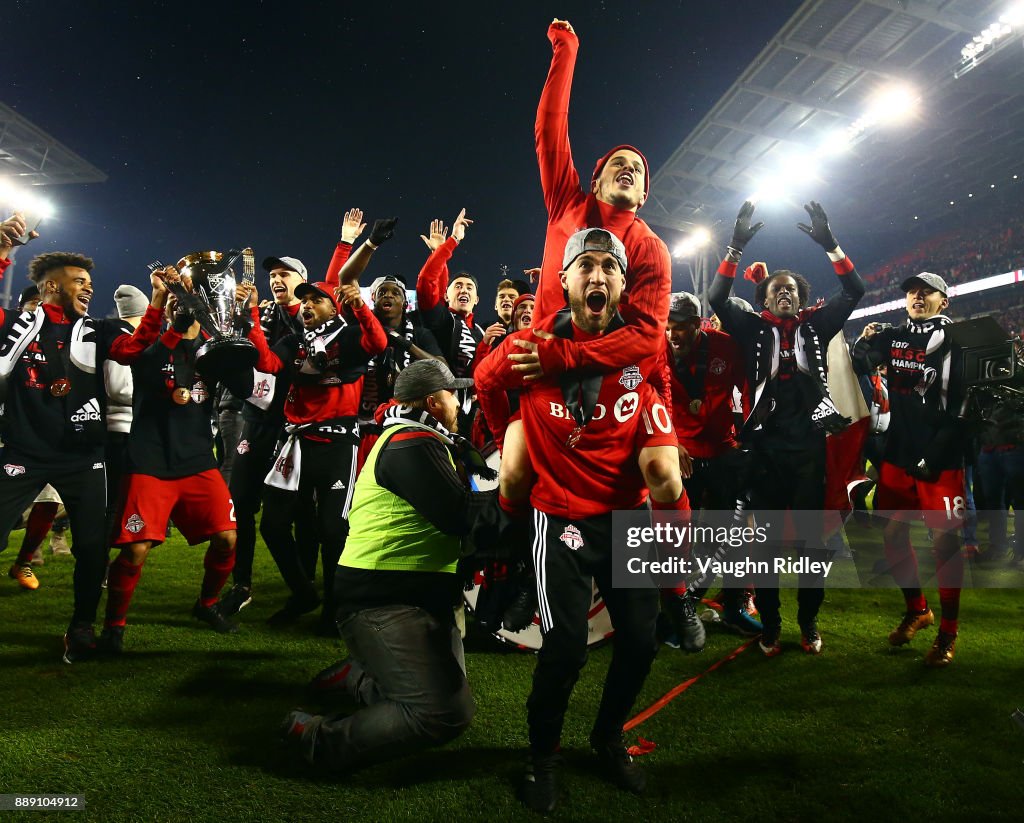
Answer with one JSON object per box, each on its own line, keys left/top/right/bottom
{"left": 548, "top": 391, "right": 641, "bottom": 424}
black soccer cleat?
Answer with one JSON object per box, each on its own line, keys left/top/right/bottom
{"left": 192, "top": 600, "right": 239, "bottom": 634}
{"left": 96, "top": 625, "right": 125, "bottom": 655}
{"left": 664, "top": 591, "right": 706, "bottom": 653}
{"left": 590, "top": 733, "right": 647, "bottom": 795}
{"left": 217, "top": 584, "right": 253, "bottom": 617}
{"left": 62, "top": 623, "right": 97, "bottom": 664}
{"left": 266, "top": 592, "right": 321, "bottom": 627}
{"left": 519, "top": 749, "right": 562, "bottom": 814}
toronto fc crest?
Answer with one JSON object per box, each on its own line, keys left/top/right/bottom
{"left": 619, "top": 365, "right": 643, "bottom": 391}
{"left": 559, "top": 524, "right": 584, "bottom": 551}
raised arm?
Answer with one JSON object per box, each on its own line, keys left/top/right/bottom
{"left": 536, "top": 19, "right": 582, "bottom": 219}
{"left": 107, "top": 270, "right": 175, "bottom": 364}
{"left": 415, "top": 209, "right": 472, "bottom": 313}
{"left": 335, "top": 283, "right": 388, "bottom": 356}
{"left": 330, "top": 214, "right": 399, "bottom": 287}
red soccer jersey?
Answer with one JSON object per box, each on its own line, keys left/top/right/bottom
{"left": 476, "top": 314, "right": 677, "bottom": 519}
{"left": 662, "top": 330, "right": 745, "bottom": 459}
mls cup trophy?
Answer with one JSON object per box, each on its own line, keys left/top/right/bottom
{"left": 154, "top": 247, "right": 259, "bottom": 383}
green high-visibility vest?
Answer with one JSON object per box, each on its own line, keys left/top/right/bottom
{"left": 340, "top": 422, "right": 461, "bottom": 574}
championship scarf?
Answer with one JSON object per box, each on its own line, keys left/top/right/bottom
{"left": 0, "top": 307, "right": 104, "bottom": 446}
{"left": 360, "top": 315, "right": 416, "bottom": 427}
{"left": 264, "top": 417, "right": 360, "bottom": 491}
{"left": 899, "top": 314, "right": 955, "bottom": 411}
{"left": 746, "top": 309, "right": 850, "bottom": 435}
{"left": 379, "top": 400, "right": 497, "bottom": 481}
{"left": 447, "top": 310, "right": 481, "bottom": 415}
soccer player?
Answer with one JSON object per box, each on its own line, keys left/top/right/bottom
{"left": 416, "top": 210, "right": 484, "bottom": 432}
{"left": 476, "top": 228, "right": 678, "bottom": 813}
{"left": 0, "top": 215, "right": 173, "bottom": 662}
{"left": 495, "top": 278, "right": 519, "bottom": 327}
{"left": 240, "top": 279, "right": 387, "bottom": 632}
{"left": 852, "top": 272, "right": 967, "bottom": 666}
{"left": 709, "top": 200, "right": 865, "bottom": 657}
{"left": 101, "top": 289, "right": 241, "bottom": 651}
{"left": 660, "top": 291, "right": 760, "bottom": 635}
{"left": 355, "top": 274, "right": 444, "bottom": 465}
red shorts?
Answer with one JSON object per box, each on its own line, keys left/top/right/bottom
{"left": 875, "top": 461, "right": 967, "bottom": 531}
{"left": 114, "top": 469, "right": 236, "bottom": 546}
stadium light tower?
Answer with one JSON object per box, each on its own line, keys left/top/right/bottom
{"left": 0, "top": 101, "right": 106, "bottom": 309}
{"left": 956, "top": 1, "right": 1024, "bottom": 78}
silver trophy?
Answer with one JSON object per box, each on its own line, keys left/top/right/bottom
{"left": 168, "top": 247, "right": 259, "bottom": 381}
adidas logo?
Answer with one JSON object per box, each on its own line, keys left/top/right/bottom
{"left": 330, "top": 480, "right": 346, "bottom": 490}
{"left": 70, "top": 398, "right": 102, "bottom": 423}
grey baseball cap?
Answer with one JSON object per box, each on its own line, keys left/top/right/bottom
{"left": 562, "top": 228, "right": 628, "bottom": 274}
{"left": 668, "top": 291, "right": 701, "bottom": 322}
{"left": 262, "top": 255, "right": 308, "bottom": 281}
{"left": 394, "top": 359, "right": 473, "bottom": 402}
{"left": 901, "top": 271, "right": 947, "bottom": 296}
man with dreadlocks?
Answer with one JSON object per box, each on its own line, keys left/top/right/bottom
{"left": 708, "top": 200, "right": 865, "bottom": 658}
{"left": 355, "top": 274, "right": 445, "bottom": 468}
{"left": 852, "top": 272, "right": 968, "bottom": 666}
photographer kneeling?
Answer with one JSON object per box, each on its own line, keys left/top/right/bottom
{"left": 281, "top": 359, "right": 496, "bottom": 771}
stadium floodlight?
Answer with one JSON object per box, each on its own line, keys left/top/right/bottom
{"left": 673, "top": 226, "right": 711, "bottom": 258}
{"left": 863, "top": 84, "right": 919, "bottom": 126}
{"left": 0, "top": 178, "right": 56, "bottom": 218}
{"left": 956, "top": 2, "right": 1024, "bottom": 77}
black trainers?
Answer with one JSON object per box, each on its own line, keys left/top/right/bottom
{"left": 62, "top": 623, "right": 97, "bottom": 664}
{"left": 664, "top": 592, "right": 706, "bottom": 653}
{"left": 218, "top": 584, "right": 253, "bottom": 617}
{"left": 96, "top": 625, "right": 125, "bottom": 655}
{"left": 267, "top": 592, "right": 321, "bottom": 627}
{"left": 502, "top": 584, "right": 538, "bottom": 633}
{"left": 590, "top": 733, "right": 647, "bottom": 795}
{"left": 520, "top": 749, "right": 562, "bottom": 814}
{"left": 192, "top": 600, "right": 239, "bottom": 634}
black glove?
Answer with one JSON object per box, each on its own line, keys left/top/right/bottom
{"left": 369, "top": 217, "right": 399, "bottom": 247}
{"left": 730, "top": 200, "right": 764, "bottom": 253}
{"left": 797, "top": 201, "right": 838, "bottom": 252}
{"left": 172, "top": 307, "right": 196, "bottom": 333}
{"left": 388, "top": 331, "right": 413, "bottom": 352}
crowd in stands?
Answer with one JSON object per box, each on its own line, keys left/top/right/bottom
{"left": 860, "top": 211, "right": 1024, "bottom": 303}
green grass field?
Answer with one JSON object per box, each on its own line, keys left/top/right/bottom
{"left": 2, "top": 527, "right": 1023, "bottom": 822}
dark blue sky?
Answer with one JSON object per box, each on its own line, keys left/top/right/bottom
{"left": 3, "top": 0, "right": 807, "bottom": 318}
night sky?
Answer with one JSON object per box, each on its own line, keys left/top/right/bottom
{"left": 3, "top": 0, "right": 805, "bottom": 319}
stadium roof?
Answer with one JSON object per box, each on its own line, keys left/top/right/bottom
{"left": 0, "top": 101, "right": 107, "bottom": 186}
{"left": 648, "top": 0, "right": 1024, "bottom": 239}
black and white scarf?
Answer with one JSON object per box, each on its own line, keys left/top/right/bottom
{"left": 360, "top": 316, "right": 416, "bottom": 426}
{"left": 381, "top": 402, "right": 497, "bottom": 481}
{"left": 746, "top": 309, "right": 850, "bottom": 435}
{"left": 901, "top": 314, "right": 954, "bottom": 411}
{"left": 0, "top": 306, "right": 105, "bottom": 445}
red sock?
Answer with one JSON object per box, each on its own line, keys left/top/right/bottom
{"left": 904, "top": 592, "right": 928, "bottom": 614}
{"left": 938, "top": 587, "right": 960, "bottom": 635}
{"left": 883, "top": 529, "right": 921, "bottom": 591}
{"left": 105, "top": 556, "right": 144, "bottom": 628}
{"left": 17, "top": 501, "right": 59, "bottom": 563}
{"left": 200, "top": 547, "right": 235, "bottom": 607}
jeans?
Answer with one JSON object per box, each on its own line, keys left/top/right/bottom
{"left": 977, "top": 447, "right": 1024, "bottom": 557}
{"left": 314, "top": 605, "right": 474, "bottom": 772}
